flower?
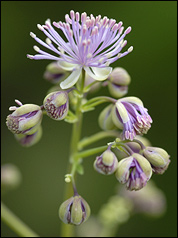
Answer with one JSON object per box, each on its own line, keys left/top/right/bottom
{"left": 94, "top": 148, "right": 118, "bottom": 175}
{"left": 43, "top": 91, "right": 69, "bottom": 120}
{"left": 27, "top": 10, "right": 133, "bottom": 89}
{"left": 143, "top": 146, "right": 170, "bottom": 174}
{"left": 59, "top": 195, "right": 90, "bottom": 225}
{"left": 115, "top": 153, "right": 152, "bottom": 191}
{"left": 6, "top": 100, "right": 43, "bottom": 135}
{"left": 112, "top": 97, "right": 152, "bottom": 140}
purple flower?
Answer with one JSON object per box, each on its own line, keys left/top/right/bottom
{"left": 115, "top": 153, "right": 152, "bottom": 191}
{"left": 112, "top": 97, "right": 152, "bottom": 140}
{"left": 27, "top": 10, "right": 133, "bottom": 89}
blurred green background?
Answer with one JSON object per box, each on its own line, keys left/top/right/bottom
{"left": 1, "top": 1, "right": 177, "bottom": 237}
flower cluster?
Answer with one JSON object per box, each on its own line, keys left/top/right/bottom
{"left": 6, "top": 10, "right": 170, "bottom": 228}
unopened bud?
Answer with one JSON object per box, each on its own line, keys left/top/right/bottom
{"left": 44, "top": 62, "right": 67, "bottom": 84}
{"left": 143, "top": 147, "right": 170, "bottom": 174}
{"left": 14, "top": 125, "right": 42, "bottom": 147}
{"left": 108, "top": 67, "right": 131, "bottom": 98}
{"left": 59, "top": 195, "right": 90, "bottom": 225}
{"left": 43, "top": 91, "right": 69, "bottom": 120}
{"left": 94, "top": 149, "right": 118, "bottom": 175}
{"left": 98, "top": 104, "right": 116, "bottom": 130}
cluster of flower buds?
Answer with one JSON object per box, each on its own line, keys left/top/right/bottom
{"left": 59, "top": 194, "right": 90, "bottom": 226}
{"left": 94, "top": 138, "right": 170, "bottom": 191}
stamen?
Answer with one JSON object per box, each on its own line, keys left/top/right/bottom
{"left": 128, "top": 46, "right": 133, "bottom": 52}
{"left": 33, "top": 45, "right": 40, "bottom": 52}
{"left": 125, "top": 26, "right": 132, "bottom": 35}
{"left": 30, "top": 32, "right": 36, "bottom": 38}
{"left": 15, "top": 99, "right": 23, "bottom": 106}
{"left": 9, "top": 106, "right": 17, "bottom": 111}
{"left": 37, "top": 24, "right": 44, "bottom": 31}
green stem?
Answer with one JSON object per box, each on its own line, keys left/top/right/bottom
{"left": 61, "top": 69, "right": 85, "bottom": 237}
{"left": 1, "top": 202, "right": 39, "bottom": 237}
{"left": 76, "top": 145, "right": 108, "bottom": 159}
{"left": 78, "top": 131, "right": 120, "bottom": 150}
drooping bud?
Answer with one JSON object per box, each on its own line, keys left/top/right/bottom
{"left": 43, "top": 91, "right": 69, "bottom": 120}
{"left": 115, "top": 153, "right": 152, "bottom": 191}
{"left": 112, "top": 97, "right": 152, "bottom": 140}
{"left": 6, "top": 100, "right": 43, "bottom": 135}
{"left": 1, "top": 164, "right": 22, "bottom": 191}
{"left": 43, "top": 62, "right": 68, "bottom": 84}
{"left": 59, "top": 195, "right": 90, "bottom": 225}
{"left": 98, "top": 104, "right": 116, "bottom": 130}
{"left": 143, "top": 147, "right": 170, "bottom": 174}
{"left": 14, "top": 125, "right": 42, "bottom": 147}
{"left": 94, "top": 148, "right": 118, "bottom": 175}
{"left": 108, "top": 67, "right": 131, "bottom": 98}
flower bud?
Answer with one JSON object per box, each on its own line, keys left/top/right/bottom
{"left": 143, "top": 147, "right": 170, "bottom": 174}
{"left": 6, "top": 101, "right": 43, "bottom": 135}
{"left": 59, "top": 195, "right": 90, "bottom": 225}
{"left": 98, "top": 104, "right": 116, "bottom": 130}
{"left": 43, "top": 91, "right": 69, "bottom": 120}
{"left": 116, "top": 153, "right": 152, "bottom": 191}
{"left": 1, "top": 164, "right": 22, "bottom": 191}
{"left": 44, "top": 62, "right": 67, "bottom": 84}
{"left": 14, "top": 125, "right": 42, "bottom": 147}
{"left": 94, "top": 149, "right": 118, "bottom": 175}
{"left": 108, "top": 67, "right": 131, "bottom": 98}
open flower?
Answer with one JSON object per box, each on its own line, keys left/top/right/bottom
{"left": 27, "top": 10, "right": 133, "bottom": 89}
{"left": 112, "top": 97, "right": 152, "bottom": 140}
{"left": 115, "top": 153, "right": 152, "bottom": 191}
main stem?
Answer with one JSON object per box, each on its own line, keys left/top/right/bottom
{"left": 61, "top": 70, "right": 85, "bottom": 237}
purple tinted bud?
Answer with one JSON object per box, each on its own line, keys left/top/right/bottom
{"left": 116, "top": 153, "right": 152, "bottom": 191}
{"left": 94, "top": 149, "right": 118, "bottom": 175}
{"left": 108, "top": 67, "right": 131, "bottom": 98}
{"left": 98, "top": 104, "right": 116, "bottom": 130}
{"left": 43, "top": 91, "right": 69, "bottom": 120}
{"left": 43, "top": 62, "right": 68, "bottom": 84}
{"left": 59, "top": 195, "right": 90, "bottom": 225}
{"left": 6, "top": 100, "right": 43, "bottom": 135}
{"left": 143, "top": 147, "right": 170, "bottom": 174}
{"left": 14, "top": 125, "right": 42, "bottom": 147}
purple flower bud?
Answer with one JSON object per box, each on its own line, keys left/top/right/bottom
{"left": 14, "top": 125, "right": 42, "bottom": 147}
{"left": 59, "top": 195, "right": 90, "bottom": 225}
{"left": 115, "top": 153, "right": 152, "bottom": 191}
{"left": 112, "top": 97, "right": 152, "bottom": 140}
{"left": 94, "top": 149, "right": 118, "bottom": 175}
{"left": 108, "top": 67, "right": 131, "bottom": 98}
{"left": 6, "top": 100, "right": 43, "bottom": 135}
{"left": 143, "top": 147, "right": 170, "bottom": 174}
{"left": 43, "top": 91, "right": 69, "bottom": 120}
{"left": 43, "top": 62, "right": 68, "bottom": 84}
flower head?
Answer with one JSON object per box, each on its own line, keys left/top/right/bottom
{"left": 112, "top": 97, "right": 152, "bottom": 140}
{"left": 27, "top": 11, "right": 133, "bottom": 89}
{"left": 6, "top": 100, "right": 43, "bottom": 135}
{"left": 59, "top": 195, "right": 90, "bottom": 225}
{"left": 115, "top": 153, "right": 152, "bottom": 191}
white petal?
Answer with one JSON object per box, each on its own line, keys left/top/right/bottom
{"left": 120, "top": 97, "right": 144, "bottom": 107}
{"left": 60, "top": 68, "right": 82, "bottom": 89}
{"left": 57, "top": 61, "right": 77, "bottom": 71}
{"left": 84, "top": 66, "right": 112, "bottom": 81}
{"left": 115, "top": 101, "right": 129, "bottom": 123}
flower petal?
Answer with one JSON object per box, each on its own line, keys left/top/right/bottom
{"left": 120, "top": 97, "right": 144, "bottom": 107}
{"left": 84, "top": 66, "right": 112, "bottom": 81}
{"left": 57, "top": 61, "right": 77, "bottom": 71}
{"left": 115, "top": 101, "right": 129, "bottom": 123}
{"left": 60, "top": 68, "right": 82, "bottom": 89}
